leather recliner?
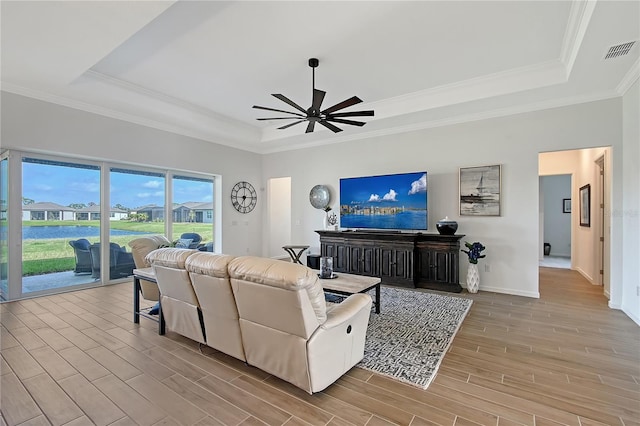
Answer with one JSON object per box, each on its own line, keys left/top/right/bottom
{"left": 227, "top": 256, "right": 372, "bottom": 394}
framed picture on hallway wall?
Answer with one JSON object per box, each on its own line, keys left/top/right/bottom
{"left": 579, "top": 184, "right": 590, "bottom": 227}
{"left": 563, "top": 198, "right": 571, "bottom": 213}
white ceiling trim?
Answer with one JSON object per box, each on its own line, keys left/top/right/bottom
{"left": 84, "top": 70, "right": 254, "bottom": 134}
{"left": 260, "top": 89, "right": 620, "bottom": 155}
{"left": 1, "top": 82, "right": 260, "bottom": 153}
{"left": 560, "top": 0, "right": 598, "bottom": 78}
{"left": 616, "top": 56, "right": 640, "bottom": 95}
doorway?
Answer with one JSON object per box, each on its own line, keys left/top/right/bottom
{"left": 538, "top": 147, "right": 611, "bottom": 297}
{"left": 540, "top": 174, "right": 572, "bottom": 269}
{"left": 267, "top": 177, "right": 291, "bottom": 259}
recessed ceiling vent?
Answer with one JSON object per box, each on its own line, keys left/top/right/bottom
{"left": 604, "top": 41, "right": 636, "bottom": 59}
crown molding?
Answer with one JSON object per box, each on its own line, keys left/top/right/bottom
{"left": 560, "top": 0, "right": 598, "bottom": 78}
{"left": 1, "top": 82, "right": 263, "bottom": 154}
{"left": 365, "top": 60, "right": 567, "bottom": 120}
{"left": 616, "top": 56, "right": 640, "bottom": 95}
{"left": 83, "top": 70, "right": 251, "bottom": 131}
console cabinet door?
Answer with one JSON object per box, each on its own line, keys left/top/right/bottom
{"left": 416, "top": 241, "right": 462, "bottom": 292}
{"left": 417, "top": 246, "right": 452, "bottom": 282}
{"left": 320, "top": 238, "right": 348, "bottom": 272}
{"left": 379, "top": 245, "right": 414, "bottom": 287}
{"left": 348, "top": 243, "right": 375, "bottom": 276}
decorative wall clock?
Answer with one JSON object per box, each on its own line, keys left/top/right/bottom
{"left": 231, "top": 181, "right": 257, "bottom": 213}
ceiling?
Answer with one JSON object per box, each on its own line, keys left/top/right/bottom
{"left": 2, "top": 1, "right": 638, "bottom": 154}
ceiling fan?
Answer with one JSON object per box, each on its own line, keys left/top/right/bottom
{"left": 253, "top": 58, "right": 374, "bottom": 133}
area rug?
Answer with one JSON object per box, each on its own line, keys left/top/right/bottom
{"left": 357, "top": 287, "right": 473, "bottom": 389}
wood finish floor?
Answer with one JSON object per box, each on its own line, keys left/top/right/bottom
{"left": 1, "top": 267, "right": 638, "bottom": 425}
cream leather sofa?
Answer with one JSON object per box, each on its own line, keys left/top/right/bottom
{"left": 145, "top": 249, "right": 372, "bottom": 394}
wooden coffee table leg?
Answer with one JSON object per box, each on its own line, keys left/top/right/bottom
{"left": 375, "top": 283, "right": 380, "bottom": 314}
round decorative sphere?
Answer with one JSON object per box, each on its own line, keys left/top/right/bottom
{"left": 436, "top": 216, "right": 458, "bottom": 235}
{"left": 309, "top": 185, "right": 331, "bottom": 209}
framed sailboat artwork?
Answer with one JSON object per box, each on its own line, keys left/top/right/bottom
{"left": 459, "top": 165, "right": 501, "bottom": 216}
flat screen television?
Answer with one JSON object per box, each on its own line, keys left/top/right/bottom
{"left": 339, "top": 171, "right": 428, "bottom": 230}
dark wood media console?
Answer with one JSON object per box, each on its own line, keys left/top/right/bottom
{"left": 316, "top": 230, "right": 464, "bottom": 293}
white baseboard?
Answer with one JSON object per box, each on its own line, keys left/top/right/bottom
{"left": 575, "top": 267, "right": 595, "bottom": 284}
{"left": 471, "top": 284, "right": 540, "bottom": 299}
{"left": 622, "top": 306, "right": 640, "bottom": 326}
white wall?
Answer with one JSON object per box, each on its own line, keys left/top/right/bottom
{"left": 263, "top": 98, "right": 623, "bottom": 299}
{"left": 1, "top": 92, "right": 264, "bottom": 257}
{"left": 541, "top": 175, "right": 571, "bottom": 257}
{"left": 621, "top": 79, "right": 640, "bottom": 324}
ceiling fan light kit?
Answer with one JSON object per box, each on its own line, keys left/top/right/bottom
{"left": 253, "top": 58, "right": 374, "bottom": 134}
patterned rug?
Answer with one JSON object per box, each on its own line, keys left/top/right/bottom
{"left": 357, "top": 286, "right": 473, "bottom": 389}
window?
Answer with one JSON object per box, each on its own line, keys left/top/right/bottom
{"left": 171, "top": 175, "right": 214, "bottom": 245}
{"left": 1, "top": 150, "right": 219, "bottom": 301}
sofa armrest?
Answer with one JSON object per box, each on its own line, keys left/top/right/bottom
{"left": 306, "top": 293, "right": 372, "bottom": 393}
{"left": 321, "top": 293, "right": 372, "bottom": 330}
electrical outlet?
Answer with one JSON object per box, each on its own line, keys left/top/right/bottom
{"left": 484, "top": 264, "right": 491, "bottom": 272}
{"left": 637, "top": 286, "right": 640, "bottom": 297}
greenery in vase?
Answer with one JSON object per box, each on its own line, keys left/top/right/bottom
{"left": 462, "top": 241, "right": 486, "bottom": 264}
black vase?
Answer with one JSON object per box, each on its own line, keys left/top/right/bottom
{"left": 436, "top": 216, "right": 458, "bottom": 235}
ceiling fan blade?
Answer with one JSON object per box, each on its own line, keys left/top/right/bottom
{"left": 321, "top": 96, "right": 362, "bottom": 114}
{"left": 253, "top": 105, "right": 305, "bottom": 117}
{"left": 327, "top": 110, "right": 374, "bottom": 118}
{"left": 318, "top": 120, "right": 343, "bottom": 133}
{"left": 272, "top": 94, "right": 308, "bottom": 114}
{"left": 278, "top": 119, "right": 307, "bottom": 130}
{"left": 306, "top": 121, "right": 316, "bottom": 133}
{"left": 325, "top": 117, "right": 367, "bottom": 127}
{"left": 312, "top": 89, "right": 325, "bottom": 111}
{"left": 257, "top": 117, "right": 301, "bottom": 121}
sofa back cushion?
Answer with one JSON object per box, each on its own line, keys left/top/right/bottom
{"left": 146, "top": 248, "right": 198, "bottom": 305}
{"left": 228, "top": 256, "right": 326, "bottom": 339}
{"left": 186, "top": 252, "right": 245, "bottom": 360}
{"left": 146, "top": 248, "right": 205, "bottom": 343}
{"left": 128, "top": 235, "right": 172, "bottom": 268}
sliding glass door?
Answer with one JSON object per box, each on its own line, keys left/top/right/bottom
{"left": 21, "top": 157, "right": 101, "bottom": 294}
{"left": 1, "top": 150, "right": 219, "bottom": 301}
{"left": 108, "top": 168, "right": 166, "bottom": 280}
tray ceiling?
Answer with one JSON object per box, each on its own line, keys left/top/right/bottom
{"left": 2, "top": 1, "right": 638, "bottom": 153}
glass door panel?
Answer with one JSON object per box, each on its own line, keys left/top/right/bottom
{"left": 21, "top": 158, "right": 101, "bottom": 294}
{"left": 109, "top": 168, "right": 165, "bottom": 278}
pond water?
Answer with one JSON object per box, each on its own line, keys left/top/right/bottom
{"left": 22, "top": 225, "right": 152, "bottom": 240}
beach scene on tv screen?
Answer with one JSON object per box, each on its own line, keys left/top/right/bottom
{"left": 340, "top": 172, "right": 428, "bottom": 230}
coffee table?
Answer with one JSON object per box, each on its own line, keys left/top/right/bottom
{"left": 316, "top": 270, "right": 381, "bottom": 314}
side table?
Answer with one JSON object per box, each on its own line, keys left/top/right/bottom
{"left": 282, "top": 245, "right": 309, "bottom": 264}
{"left": 133, "top": 267, "right": 165, "bottom": 335}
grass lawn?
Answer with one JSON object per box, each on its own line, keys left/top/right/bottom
{"left": 20, "top": 220, "right": 214, "bottom": 276}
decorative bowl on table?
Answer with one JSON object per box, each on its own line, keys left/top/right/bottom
{"left": 436, "top": 216, "right": 458, "bottom": 235}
